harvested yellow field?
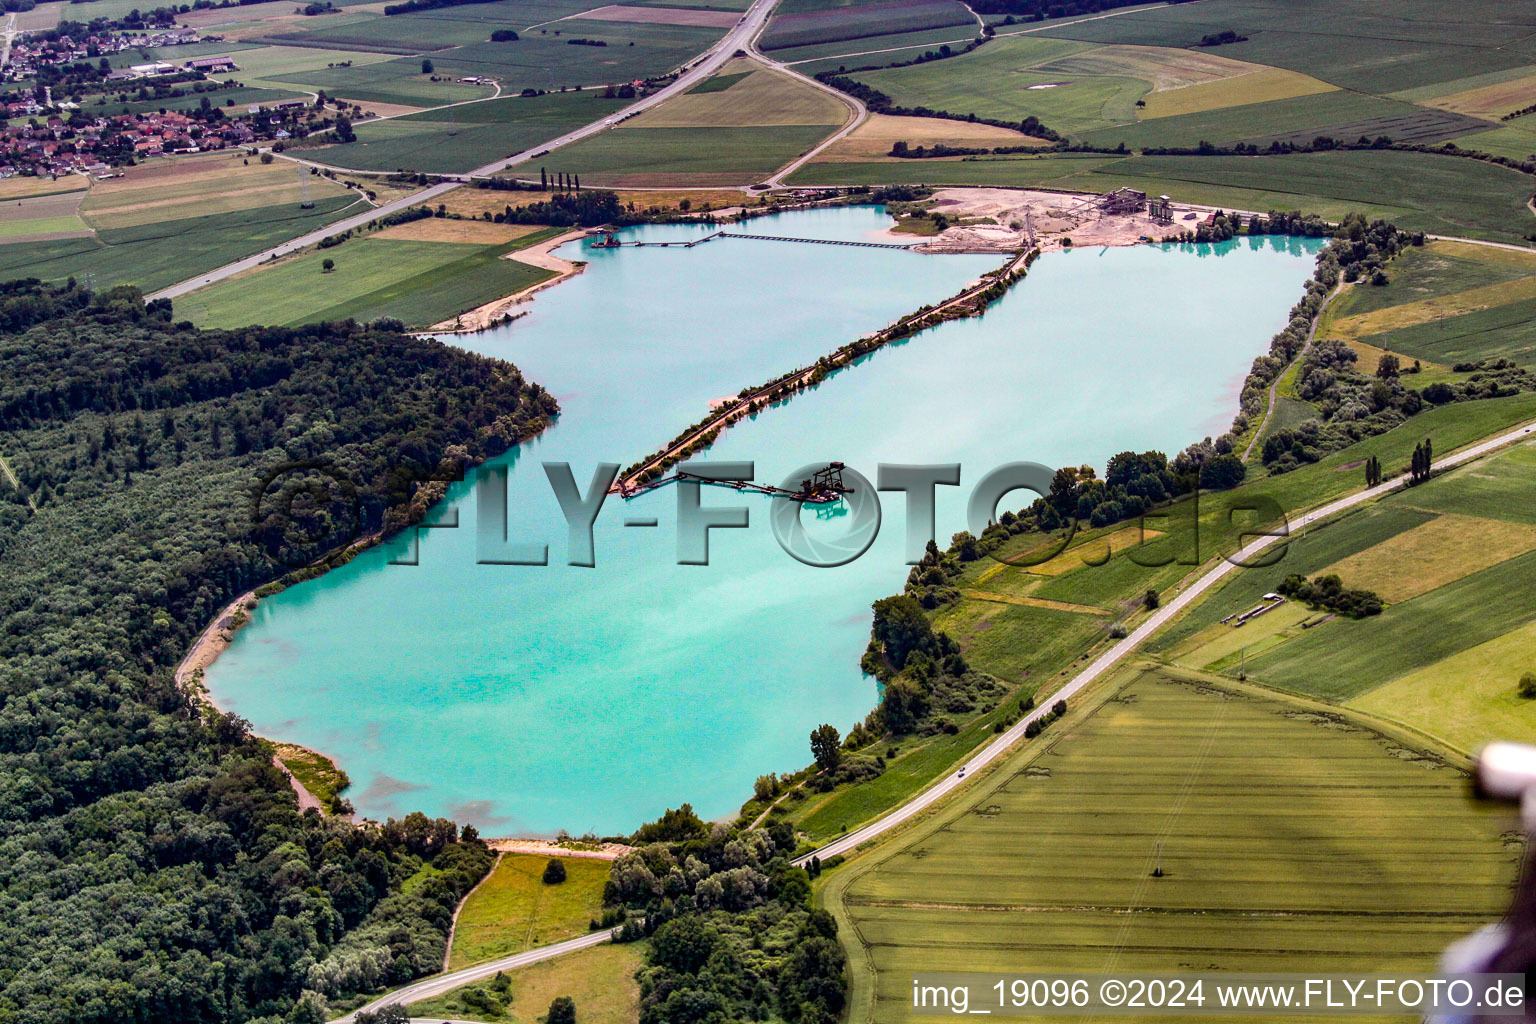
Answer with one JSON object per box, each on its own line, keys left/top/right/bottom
{"left": 960, "top": 590, "right": 1110, "bottom": 615}
{"left": 1424, "top": 71, "right": 1536, "bottom": 119}
{"left": 1345, "top": 338, "right": 1451, "bottom": 376}
{"left": 0, "top": 174, "right": 86, "bottom": 200}
{"left": 1320, "top": 512, "right": 1536, "bottom": 604}
{"left": 1425, "top": 238, "right": 1536, "bottom": 270}
{"left": 1328, "top": 275, "right": 1536, "bottom": 339}
{"left": 373, "top": 219, "right": 543, "bottom": 243}
{"left": 630, "top": 67, "right": 848, "bottom": 127}
{"left": 1141, "top": 66, "right": 1337, "bottom": 118}
{"left": 816, "top": 112, "right": 1046, "bottom": 161}
{"left": 343, "top": 100, "right": 425, "bottom": 117}
{"left": 80, "top": 153, "right": 351, "bottom": 229}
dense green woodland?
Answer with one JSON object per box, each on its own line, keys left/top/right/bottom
{"left": 0, "top": 282, "right": 557, "bottom": 1023}
{"left": 603, "top": 817, "right": 846, "bottom": 1024}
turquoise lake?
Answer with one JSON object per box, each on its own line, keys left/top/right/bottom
{"left": 205, "top": 206, "right": 1325, "bottom": 836}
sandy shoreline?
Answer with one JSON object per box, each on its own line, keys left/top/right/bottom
{"left": 431, "top": 228, "right": 592, "bottom": 333}
{"left": 487, "top": 838, "right": 635, "bottom": 860}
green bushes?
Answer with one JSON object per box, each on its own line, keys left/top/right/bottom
{"left": 1278, "top": 573, "right": 1384, "bottom": 618}
{"left": 603, "top": 821, "right": 846, "bottom": 1024}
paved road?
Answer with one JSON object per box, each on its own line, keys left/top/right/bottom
{"left": 750, "top": 31, "right": 866, "bottom": 188}
{"left": 149, "top": 0, "right": 782, "bottom": 302}
{"left": 333, "top": 930, "right": 615, "bottom": 1023}
{"left": 796, "top": 417, "right": 1536, "bottom": 863}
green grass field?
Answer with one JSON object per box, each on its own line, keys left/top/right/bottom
{"left": 823, "top": 667, "right": 1519, "bottom": 1024}
{"left": 446, "top": 853, "right": 610, "bottom": 970}
{"left": 0, "top": 195, "right": 360, "bottom": 294}
{"left": 1316, "top": 240, "right": 1536, "bottom": 369}
{"left": 311, "top": 118, "right": 580, "bottom": 173}
{"left": 1364, "top": 297, "right": 1536, "bottom": 369}
{"left": 1032, "top": 0, "right": 1533, "bottom": 94}
{"left": 771, "top": 26, "right": 981, "bottom": 69}
{"left": 285, "top": 62, "right": 490, "bottom": 108}
{"left": 1327, "top": 243, "right": 1536, "bottom": 322}
{"left": 307, "top": 89, "right": 631, "bottom": 172}
{"left": 509, "top": 124, "right": 840, "bottom": 185}
{"left": 1351, "top": 615, "right": 1536, "bottom": 754}
{"left": 409, "top": 940, "right": 644, "bottom": 1023}
{"left": 848, "top": 35, "right": 1149, "bottom": 133}
{"left": 760, "top": 0, "right": 974, "bottom": 52}
{"left": 1074, "top": 90, "right": 1436, "bottom": 150}
{"left": 172, "top": 229, "right": 558, "bottom": 329}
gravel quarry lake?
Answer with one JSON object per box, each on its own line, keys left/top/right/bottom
{"left": 203, "top": 205, "right": 1325, "bottom": 835}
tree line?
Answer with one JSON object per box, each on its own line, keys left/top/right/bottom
{"left": 0, "top": 281, "right": 557, "bottom": 1022}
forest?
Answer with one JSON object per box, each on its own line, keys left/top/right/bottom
{"left": 0, "top": 282, "right": 556, "bottom": 1022}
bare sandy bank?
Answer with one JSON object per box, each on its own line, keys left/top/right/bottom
{"left": 431, "top": 229, "right": 592, "bottom": 333}
{"left": 870, "top": 187, "right": 1208, "bottom": 254}
{"left": 487, "top": 838, "right": 636, "bottom": 860}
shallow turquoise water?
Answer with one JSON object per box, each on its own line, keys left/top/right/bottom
{"left": 205, "top": 207, "right": 1323, "bottom": 835}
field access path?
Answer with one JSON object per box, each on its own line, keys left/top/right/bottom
{"left": 148, "top": 0, "right": 783, "bottom": 302}
{"left": 333, "top": 416, "right": 1536, "bottom": 1023}
{"left": 1241, "top": 278, "right": 1346, "bottom": 463}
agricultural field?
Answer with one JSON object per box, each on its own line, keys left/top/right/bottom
{"left": 812, "top": 112, "right": 1045, "bottom": 161}
{"left": 440, "top": 185, "right": 745, "bottom": 218}
{"left": 1031, "top": 0, "right": 1534, "bottom": 95}
{"left": 445, "top": 853, "right": 611, "bottom": 970}
{"left": 823, "top": 667, "right": 1521, "bottom": 1024}
{"left": 1319, "top": 239, "right": 1536, "bottom": 370}
{"left": 408, "top": 941, "right": 644, "bottom": 1023}
{"left": 845, "top": 35, "right": 1149, "bottom": 134}
{"left": 800, "top": 0, "right": 1536, "bottom": 175}
{"left": 504, "top": 62, "right": 846, "bottom": 185}
{"left": 629, "top": 61, "right": 848, "bottom": 126}
{"left": 1158, "top": 433, "right": 1536, "bottom": 717}
{"left": 0, "top": 187, "right": 91, "bottom": 242}
{"left": 771, "top": 26, "right": 983, "bottom": 71}
{"left": 1138, "top": 65, "right": 1335, "bottom": 119}
{"left": 77, "top": 151, "right": 354, "bottom": 230}
{"left": 758, "top": 0, "right": 975, "bottom": 52}
{"left": 1077, "top": 93, "right": 1479, "bottom": 151}
{"left": 1456, "top": 119, "right": 1536, "bottom": 162}
{"left": 0, "top": 154, "right": 365, "bottom": 292}
{"left": 307, "top": 89, "right": 630, "bottom": 172}
{"left": 170, "top": 225, "right": 560, "bottom": 329}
